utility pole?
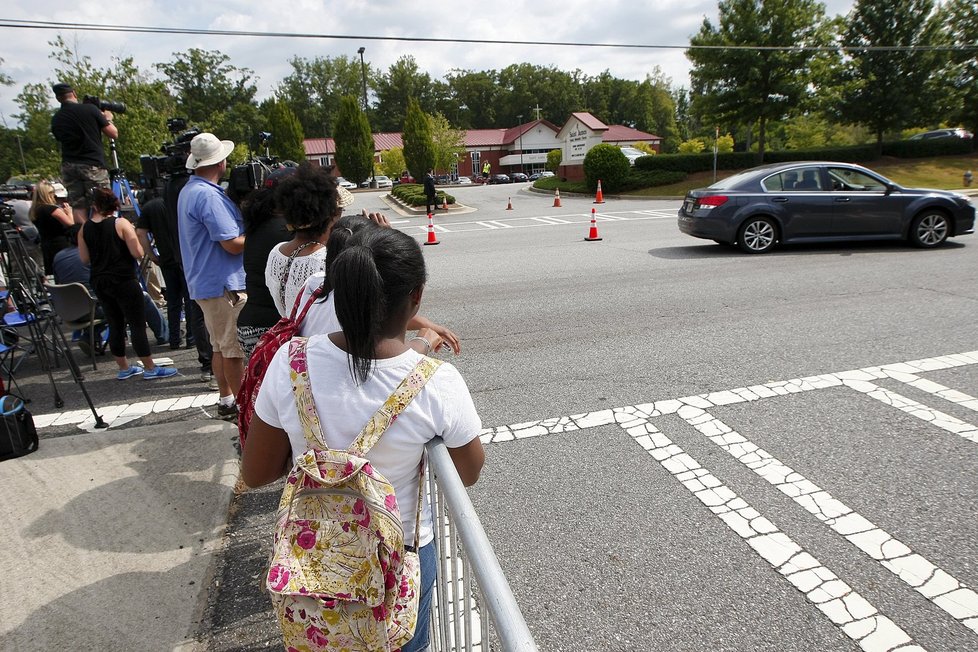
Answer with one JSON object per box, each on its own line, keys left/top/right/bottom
{"left": 357, "top": 46, "right": 376, "bottom": 188}
{"left": 517, "top": 114, "right": 524, "bottom": 175}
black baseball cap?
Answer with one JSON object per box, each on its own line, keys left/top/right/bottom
{"left": 52, "top": 83, "right": 74, "bottom": 98}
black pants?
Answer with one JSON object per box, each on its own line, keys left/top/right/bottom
{"left": 93, "top": 277, "right": 150, "bottom": 359}
{"left": 161, "top": 265, "right": 193, "bottom": 346}
{"left": 426, "top": 193, "right": 437, "bottom": 214}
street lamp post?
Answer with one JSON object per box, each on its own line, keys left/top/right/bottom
{"left": 517, "top": 114, "right": 524, "bottom": 176}
{"left": 357, "top": 46, "right": 376, "bottom": 188}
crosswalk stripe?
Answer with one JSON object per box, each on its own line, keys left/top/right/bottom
{"left": 623, "top": 416, "right": 923, "bottom": 652}
{"left": 676, "top": 405, "right": 978, "bottom": 636}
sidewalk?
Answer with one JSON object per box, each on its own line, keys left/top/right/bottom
{"left": 0, "top": 418, "right": 239, "bottom": 651}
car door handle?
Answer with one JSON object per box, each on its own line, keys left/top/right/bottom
{"left": 834, "top": 197, "right": 850, "bottom": 202}
{"left": 772, "top": 197, "right": 788, "bottom": 203}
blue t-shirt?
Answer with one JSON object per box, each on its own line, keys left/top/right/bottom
{"left": 177, "top": 175, "right": 245, "bottom": 300}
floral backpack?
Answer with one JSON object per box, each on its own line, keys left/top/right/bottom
{"left": 266, "top": 337, "right": 442, "bottom": 652}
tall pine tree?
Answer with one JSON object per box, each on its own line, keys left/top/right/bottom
{"left": 333, "top": 95, "right": 374, "bottom": 185}
{"left": 402, "top": 98, "right": 434, "bottom": 178}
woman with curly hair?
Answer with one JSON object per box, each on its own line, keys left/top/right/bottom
{"left": 264, "top": 162, "right": 354, "bottom": 318}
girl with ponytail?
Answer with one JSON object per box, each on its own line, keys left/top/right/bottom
{"left": 242, "top": 227, "right": 484, "bottom": 652}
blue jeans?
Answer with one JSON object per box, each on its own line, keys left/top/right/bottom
{"left": 401, "top": 541, "right": 435, "bottom": 652}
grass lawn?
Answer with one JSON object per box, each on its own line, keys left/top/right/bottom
{"left": 619, "top": 152, "right": 978, "bottom": 197}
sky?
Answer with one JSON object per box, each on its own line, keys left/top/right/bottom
{"left": 0, "top": 0, "right": 857, "bottom": 128}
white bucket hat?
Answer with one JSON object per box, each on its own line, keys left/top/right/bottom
{"left": 186, "top": 133, "right": 235, "bottom": 170}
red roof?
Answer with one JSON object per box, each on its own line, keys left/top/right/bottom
{"left": 603, "top": 124, "right": 661, "bottom": 143}
{"left": 570, "top": 112, "right": 608, "bottom": 131}
{"left": 303, "top": 118, "right": 655, "bottom": 156}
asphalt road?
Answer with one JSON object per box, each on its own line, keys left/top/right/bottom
{"left": 23, "top": 182, "right": 978, "bottom": 650}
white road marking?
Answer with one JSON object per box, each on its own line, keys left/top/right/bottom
{"left": 399, "top": 209, "right": 672, "bottom": 236}
{"left": 625, "top": 416, "right": 923, "bottom": 652}
{"left": 676, "top": 406, "right": 978, "bottom": 635}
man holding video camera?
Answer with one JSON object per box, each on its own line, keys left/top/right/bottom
{"left": 50, "top": 82, "right": 118, "bottom": 223}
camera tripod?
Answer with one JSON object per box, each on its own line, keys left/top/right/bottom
{"left": 0, "top": 225, "right": 106, "bottom": 427}
{"left": 107, "top": 139, "right": 141, "bottom": 220}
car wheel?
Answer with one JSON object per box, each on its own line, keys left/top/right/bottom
{"left": 737, "top": 217, "right": 777, "bottom": 254}
{"left": 910, "top": 210, "right": 949, "bottom": 248}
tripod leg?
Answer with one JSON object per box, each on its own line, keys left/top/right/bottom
{"left": 48, "top": 318, "right": 106, "bottom": 428}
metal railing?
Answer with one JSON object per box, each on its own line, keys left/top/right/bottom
{"left": 424, "top": 437, "right": 538, "bottom": 652}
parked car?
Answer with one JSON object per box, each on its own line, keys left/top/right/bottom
{"left": 677, "top": 161, "right": 976, "bottom": 254}
{"left": 618, "top": 146, "right": 647, "bottom": 165}
{"left": 489, "top": 174, "right": 512, "bottom": 184}
{"left": 359, "top": 175, "right": 394, "bottom": 189}
{"left": 909, "top": 128, "right": 973, "bottom": 140}
{"left": 456, "top": 176, "right": 473, "bottom": 185}
{"left": 399, "top": 172, "right": 416, "bottom": 184}
{"left": 511, "top": 172, "right": 529, "bottom": 182}
{"left": 335, "top": 177, "right": 356, "bottom": 189}
{"left": 435, "top": 174, "right": 451, "bottom": 184}
{"left": 529, "top": 170, "right": 555, "bottom": 181}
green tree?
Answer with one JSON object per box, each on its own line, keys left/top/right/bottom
{"left": 333, "top": 95, "right": 374, "bottom": 185}
{"left": 378, "top": 146, "right": 407, "bottom": 179}
{"left": 546, "top": 148, "right": 563, "bottom": 172}
{"left": 429, "top": 113, "right": 465, "bottom": 175}
{"left": 261, "top": 99, "right": 306, "bottom": 163}
{"left": 374, "top": 56, "right": 437, "bottom": 132}
{"left": 678, "top": 138, "right": 707, "bottom": 153}
{"left": 402, "top": 98, "right": 434, "bottom": 179}
{"left": 716, "top": 134, "right": 735, "bottom": 152}
{"left": 277, "top": 56, "right": 367, "bottom": 138}
{"left": 445, "top": 70, "right": 498, "bottom": 128}
{"left": 831, "top": 0, "right": 938, "bottom": 153}
{"left": 496, "top": 64, "right": 582, "bottom": 127}
{"left": 687, "top": 0, "right": 831, "bottom": 158}
{"left": 156, "top": 48, "right": 258, "bottom": 145}
{"left": 939, "top": 0, "right": 978, "bottom": 140}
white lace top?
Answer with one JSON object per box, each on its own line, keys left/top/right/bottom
{"left": 264, "top": 245, "right": 328, "bottom": 316}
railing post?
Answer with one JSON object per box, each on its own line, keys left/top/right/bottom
{"left": 426, "top": 438, "right": 538, "bottom": 652}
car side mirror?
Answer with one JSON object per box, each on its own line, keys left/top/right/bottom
{"left": 884, "top": 183, "right": 894, "bottom": 195}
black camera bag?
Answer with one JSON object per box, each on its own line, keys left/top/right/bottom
{"left": 0, "top": 395, "right": 38, "bottom": 461}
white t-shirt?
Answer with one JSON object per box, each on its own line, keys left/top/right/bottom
{"left": 254, "top": 335, "right": 482, "bottom": 547}
{"left": 297, "top": 272, "right": 338, "bottom": 337}
{"left": 265, "top": 246, "right": 329, "bottom": 317}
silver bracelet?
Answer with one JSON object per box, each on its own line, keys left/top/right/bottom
{"left": 409, "top": 335, "right": 432, "bottom": 355}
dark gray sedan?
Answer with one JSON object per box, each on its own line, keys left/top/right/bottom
{"left": 677, "top": 162, "right": 976, "bottom": 253}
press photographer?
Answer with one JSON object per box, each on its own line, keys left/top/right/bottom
{"left": 50, "top": 82, "right": 121, "bottom": 223}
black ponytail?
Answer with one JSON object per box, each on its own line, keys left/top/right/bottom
{"left": 329, "top": 228, "right": 427, "bottom": 384}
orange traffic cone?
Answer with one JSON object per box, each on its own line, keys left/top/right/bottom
{"left": 424, "top": 212, "right": 440, "bottom": 246}
{"left": 506, "top": 197, "right": 513, "bottom": 210}
{"left": 594, "top": 180, "right": 605, "bottom": 204}
{"left": 553, "top": 188, "right": 562, "bottom": 208}
{"left": 585, "top": 208, "right": 602, "bottom": 241}
{"left": 442, "top": 194, "right": 449, "bottom": 210}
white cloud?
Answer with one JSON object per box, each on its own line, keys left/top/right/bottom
{"left": 0, "top": 0, "right": 857, "bottom": 125}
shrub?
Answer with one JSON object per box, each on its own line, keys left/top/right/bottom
{"left": 762, "top": 145, "right": 877, "bottom": 163}
{"left": 678, "top": 138, "right": 706, "bottom": 153}
{"left": 533, "top": 176, "right": 589, "bottom": 193}
{"left": 881, "top": 137, "right": 974, "bottom": 158}
{"left": 390, "top": 183, "right": 454, "bottom": 207}
{"left": 546, "top": 148, "right": 562, "bottom": 172}
{"left": 635, "top": 152, "right": 758, "bottom": 173}
{"left": 583, "top": 143, "right": 631, "bottom": 192}
{"left": 618, "top": 169, "right": 688, "bottom": 191}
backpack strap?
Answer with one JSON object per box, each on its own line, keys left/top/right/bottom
{"left": 349, "top": 356, "right": 442, "bottom": 457}
{"left": 291, "top": 284, "right": 323, "bottom": 323}
{"left": 287, "top": 337, "right": 328, "bottom": 451}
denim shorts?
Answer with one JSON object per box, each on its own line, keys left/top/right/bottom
{"left": 401, "top": 541, "right": 436, "bottom": 652}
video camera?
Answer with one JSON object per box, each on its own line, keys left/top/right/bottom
{"left": 139, "top": 117, "right": 201, "bottom": 188}
{"left": 83, "top": 94, "right": 126, "bottom": 115}
{"left": 228, "top": 131, "right": 285, "bottom": 195}
{"left": 0, "top": 184, "right": 33, "bottom": 224}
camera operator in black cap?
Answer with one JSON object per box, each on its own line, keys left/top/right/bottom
{"left": 50, "top": 82, "right": 118, "bottom": 224}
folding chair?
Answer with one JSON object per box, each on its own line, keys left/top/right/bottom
{"left": 43, "top": 282, "right": 105, "bottom": 371}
